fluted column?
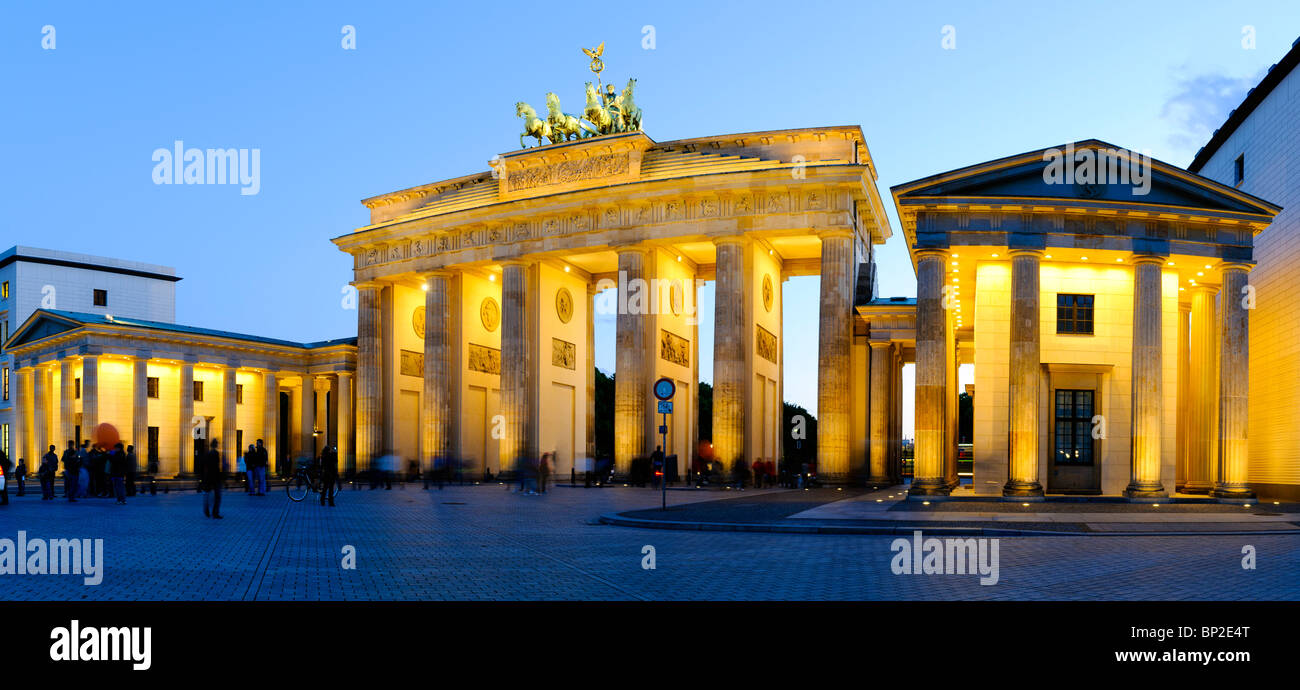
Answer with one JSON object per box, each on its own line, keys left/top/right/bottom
{"left": 615, "top": 248, "right": 649, "bottom": 475}
{"left": 891, "top": 347, "right": 902, "bottom": 482}
{"left": 262, "top": 372, "right": 279, "bottom": 474}
{"left": 500, "top": 261, "right": 533, "bottom": 474}
{"left": 14, "top": 368, "right": 30, "bottom": 464}
{"left": 81, "top": 355, "right": 99, "bottom": 443}
{"left": 1176, "top": 303, "right": 1190, "bottom": 491}
{"left": 1214, "top": 264, "right": 1253, "bottom": 499}
{"left": 1125, "top": 256, "right": 1166, "bottom": 498}
{"left": 1005, "top": 249, "right": 1043, "bottom": 497}
{"left": 711, "top": 238, "right": 746, "bottom": 471}
{"left": 422, "top": 272, "right": 453, "bottom": 473}
{"left": 33, "top": 366, "right": 50, "bottom": 462}
{"left": 1185, "top": 286, "right": 1218, "bottom": 493}
{"left": 355, "top": 283, "right": 381, "bottom": 473}
{"left": 59, "top": 359, "right": 75, "bottom": 449}
{"left": 868, "top": 342, "right": 892, "bottom": 485}
{"left": 299, "top": 374, "right": 315, "bottom": 461}
{"left": 220, "top": 367, "right": 237, "bottom": 470}
{"left": 817, "top": 230, "right": 854, "bottom": 482}
{"left": 912, "top": 249, "right": 950, "bottom": 495}
{"left": 585, "top": 283, "right": 598, "bottom": 463}
{"left": 335, "top": 372, "right": 351, "bottom": 474}
{"left": 132, "top": 358, "right": 148, "bottom": 470}
{"left": 177, "top": 362, "right": 194, "bottom": 475}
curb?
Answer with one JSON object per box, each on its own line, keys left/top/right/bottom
{"left": 597, "top": 513, "right": 1300, "bottom": 537}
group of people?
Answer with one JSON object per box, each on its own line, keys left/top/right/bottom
{"left": 515, "top": 451, "right": 555, "bottom": 495}
{"left": 0, "top": 441, "right": 142, "bottom": 505}
{"left": 240, "top": 440, "right": 271, "bottom": 496}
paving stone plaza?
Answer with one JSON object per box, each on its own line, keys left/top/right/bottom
{"left": 2, "top": 485, "right": 1296, "bottom": 601}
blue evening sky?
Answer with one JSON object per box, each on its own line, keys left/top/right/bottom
{"left": 4, "top": 1, "right": 1297, "bottom": 429}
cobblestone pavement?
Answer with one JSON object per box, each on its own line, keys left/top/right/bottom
{"left": 0, "top": 484, "right": 1295, "bottom": 601}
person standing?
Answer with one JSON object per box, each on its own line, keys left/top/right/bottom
{"left": 39, "top": 445, "right": 58, "bottom": 500}
{"left": 200, "top": 439, "right": 223, "bottom": 519}
{"left": 538, "top": 452, "right": 552, "bottom": 493}
{"left": 108, "top": 442, "right": 128, "bottom": 505}
{"left": 244, "top": 445, "right": 256, "bottom": 494}
{"left": 125, "top": 445, "right": 138, "bottom": 497}
{"left": 14, "top": 457, "right": 27, "bottom": 497}
{"left": 76, "top": 441, "right": 91, "bottom": 498}
{"left": 319, "top": 445, "right": 338, "bottom": 507}
{"left": 62, "top": 441, "right": 80, "bottom": 502}
{"left": 253, "top": 439, "right": 269, "bottom": 496}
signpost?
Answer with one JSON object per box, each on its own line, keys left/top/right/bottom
{"left": 653, "top": 378, "right": 675, "bottom": 510}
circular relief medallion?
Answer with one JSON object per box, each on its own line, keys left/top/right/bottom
{"left": 556, "top": 287, "right": 574, "bottom": 324}
{"left": 480, "top": 297, "right": 500, "bottom": 332}
{"left": 762, "top": 274, "right": 774, "bottom": 312}
{"left": 413, "top": 306, "right": 426, "bottom": 339}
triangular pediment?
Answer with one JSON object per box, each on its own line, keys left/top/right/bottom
{"left": 4, "top": 311, "right": 85, "bottom": 350}
{"left": 893, "top": 140, "right": 1280, "bottom": 218}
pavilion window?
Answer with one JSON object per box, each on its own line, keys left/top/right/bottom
{"left": 193, "top": 381, "right": 204, "bottom": 402}
{"left": 147, "top": 376, "right": 160, "bottom": 399}
{"left": 1, "top": 367, "right": 7, "bottom": 401}
{"left": 236, "top": 383, "right": 244, "bottom": 405}
{"left": 93, "top": 289, "right": 108, "bottom": 307}
{"left": 1053, "top": 389, "right": 1094, "bottom": 465}
{"left": 75, "top": 377, "right": 81, "bottom": 399}
{"left": 1056, "top": 294, "right": 1094, "bottom": 334}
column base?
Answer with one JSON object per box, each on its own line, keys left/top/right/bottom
{"left": 1211, "top": 484, "right": 1256, "bottom": 501}
{"left": 1180, "top": 481, "right": 1213, "bottom": 495}
{"left": 908, "top": 478, "right": 952, "bottom": 496}
{"left": 1002, "top": 480, "right": 1044, "bottom": 498}
{"left": 1124, "top": 481, "right": 1168, "bottom": 500}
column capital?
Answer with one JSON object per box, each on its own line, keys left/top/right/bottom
{"left": 1007, "top": 247, "right": 1044, "bottom": 259}
{"left": 816, "top": 228, "right": 855, "bottom": 241}
{"left": 711, "top": 235, "right": 747, "bottom": 248}
{"left": 498, "top": 257, "right": 534, "bottom": 269}
{"left": 914, "top": 247, "right": 948, "bottom": 261}
{"left": 869, "top": 340, "right": 894, "bottom": 350}
{"left": 1131, "top": 254, "right": 1167, "bottom": 266}
{"left": 1219, "top": 262, "right": 1253, "bottom": 274}
{"left": 352, "top": 280, "right": 384, "bottom": 291}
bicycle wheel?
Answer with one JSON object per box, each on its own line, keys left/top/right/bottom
{"left": 286, "top": 473, "right": 309, "bottom": 502}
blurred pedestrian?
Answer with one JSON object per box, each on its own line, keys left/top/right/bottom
{"left": 200, "top": 439, "right": 223, "bottom": 519}
{"left": 244, "top": 445, "right": 257, "bottom": 494}
{"left": 39, "top": 445, "right": 58, "bottom": 500}
{"left": 14, "top": 456, "right": 27, "bottom": 496}
{"left": 0, "top": 450, "right": 10, "bottom": 506}
{"left": 108, "top": 442, "right": 128, "bottom": 505}
{"left": 253, "top": 439, "right": 269, "bottom": 495}
{"left": 62, "top": 441, "right": 79, "bottom": 502}
{"left": 125, "top": 444, "right": 138, "bottom": 497}
{"left": 76, "top": 441, "right": 91, "bottom": 498}
{"left": 319, "top": 445, "right": 338, "bottom": 507}
{"left": 538, "top": 452, "right": 552, "bottom": 493}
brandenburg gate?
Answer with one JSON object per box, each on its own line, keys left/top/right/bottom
{"left": 332, "top": 120, "right": 893, "bottom": 482}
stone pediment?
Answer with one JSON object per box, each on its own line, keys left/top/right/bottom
{"left": 4, "top": 311, "right": 83, "bottom": 350}
{"left": 893, "top": 140, "right": 1280, "bottom": 218}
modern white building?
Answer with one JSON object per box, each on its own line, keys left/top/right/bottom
{"left": 1188, "top": 36, "right": 1300, "bottom": 501}
{"left": 0, "top": 246, "right": 179, "bottom": 459}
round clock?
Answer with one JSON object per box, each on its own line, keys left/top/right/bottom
{"left": 653, "top": 377, "right": 676, "bottom": 401}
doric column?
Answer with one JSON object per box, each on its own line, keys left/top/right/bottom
{"left": 177, "top": 362, "right": 194, "bottom": 475}
{"left": 14, "top": 367, "right": 30, "bottom": 464}
{"left": 615, "top": 248, "right": 648, "bottom": 475}
{"left": 81, "top": 355, "right": 99, "bottom": 442}
{"left": 335, "top": 372, "right": 352, "bottom": 474}
{"left": 891, "top": 346, "right": 902, "bottom": 482}
{"left": 711, "top": 238, "right": 746, "bottom": 471}
{"left": 912, "top": 249, "right": 950, "bottom": 495}
{"left": 868, "top": 342, "right": 892, "bottom": 485}
{"left": 500, "top": 261, "right": 533, "bottom": 474}
{"left": 355, "top": 283, "right": 382, "bottom": 473}
{"left": 1176, "top": 303, "right": 1190, "bottom": 491}
{"left": 262, "top": 372, "right": 279, "bottom": 474}
{"left": 1005, "top": 248, "right": 1044, "bottom": 497}
{"left": 59, "top": 359, "right": 75, "bottom": 449}
{"left": 585, "top": 283, "right": 598, "bottom": 464}
{"left": 299, "top": 374, "right": 315, "bottom": 462}
{"left": 1214, "top": 264, "right": 1253, "bottom": 499}
{"left": 1125, "top": 256, "right": 1166, "bottom": 498}
{"left": 817, "top": 229, "right": 854, "bottom": 482}
{"left": 33, "top": 366, "right": 50, "bottom": 462}
{"left": 422, "top": 272, "right": 453, "bottom": 473}
{"left": 221, "top": 366, "right": 237, "bottom": 470}
{"left": 132, "top": 358, "right": 148, "bottom": 470}
{"left": 1185, "top": 285, "right": 1218, "bottom": 493}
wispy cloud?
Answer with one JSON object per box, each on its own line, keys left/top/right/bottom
{"left": 1160, "top": 69, "right": 1261, "bottom": 155}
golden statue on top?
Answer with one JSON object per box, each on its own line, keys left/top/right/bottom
{"left": 514, "top": 42, "right": 643, "bottom": 148}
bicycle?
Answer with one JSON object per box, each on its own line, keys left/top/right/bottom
{"left": 285, "top": 463, "right": 342, "bottom": 503}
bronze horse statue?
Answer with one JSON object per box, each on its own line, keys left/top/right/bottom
{"left": 516, "top": 101, "right": 553, "bottom": 148}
